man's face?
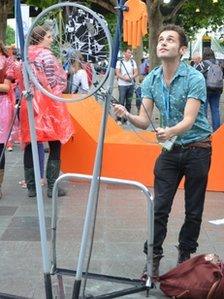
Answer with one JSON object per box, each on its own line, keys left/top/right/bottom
{"left": 157, "top": 30, "right": 185, "bottom": 60}
{"left": 124, "top": 49, "right": 132, "bottom": 60}
{"left": 192, "top": 55, "right": 201, "bottom": 64}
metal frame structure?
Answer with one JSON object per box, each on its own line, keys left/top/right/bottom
{"left": 50, "top": 174, "right": 154, "bottom": 299}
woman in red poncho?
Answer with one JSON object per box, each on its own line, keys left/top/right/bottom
{"left": 0, "top": 41, "right": 14, "bottom": 199}
{"left": 20, "top": 25, "right": 74, "bottom": 198}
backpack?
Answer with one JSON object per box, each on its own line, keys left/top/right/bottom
{"left": 205, "top": 60, "right": 223, "bottom": 91}
{"left": 155, "top": 254, "right": 224, "bottom": 299}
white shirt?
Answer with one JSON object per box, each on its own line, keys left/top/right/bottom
{"left": 72, "top": 69, "right": 89, "bottom": 94}
{"left": 116, "top": 59, "right": 137, "bottom": 86}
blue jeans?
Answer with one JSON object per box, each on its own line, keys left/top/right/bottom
{"left": 205, "top": 91, "right": 221, "bottom": 131}
{"left": 152, "top": 146, "right": 211, "bottom": 255}
{"left": 118, "top": 85, "right": 134, "bottom": 112}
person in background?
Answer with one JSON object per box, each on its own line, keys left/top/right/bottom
{"left": 191, "top": 53, "right": 204, "bottom": 72}
{"left": 20, "top": 24, "right": 74, "bottom": 198}
{"left": 0, "top": 41, "right": 14, "bottom": 198}
{"left": 202, "top": 47, "right": 223, "bottom": 131}
{"left": 6, "top": 48, "right": 23, "bottom": 151}
{"left": 70, "top": 52, "right": 90, "bottom": 94}
{"left": 115, "top": 48, "right": 138, "bottom": 125}
{"left": 114, "top": 25, "right": 212, "bottom": 277}
{"left": 139, "top": 57, "right": 150, "bottom": 79}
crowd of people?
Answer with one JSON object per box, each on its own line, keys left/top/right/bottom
{"left": 0, "top": 25, "right": 75, "bottom": 199}
{"left": 0, "top": 23, "right": 98, "bottom": 199}
{"left": 0, "top": 22, "right": 223, "bottom": 281}
{"left": 116, "top": 46, "right": 223, "bottom": 132}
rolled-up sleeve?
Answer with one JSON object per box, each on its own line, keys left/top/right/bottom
{"left": 187, "top": 72, "right": 206, "bottom": 103}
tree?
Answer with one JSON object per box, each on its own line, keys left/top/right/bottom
{"left": 0, "top": 0, "right": 13, "bottom": 42}
{"left": 3, "top": 0, "right": 223, "bottom": 67}
{"left": 146, "top": 0, "right": 224, "bottom": 68}
{"left": 5, "top": 25, "right": 15, "bottom": 46}
{"left": 84, "top": 1, "right": 224, "bottom": 67}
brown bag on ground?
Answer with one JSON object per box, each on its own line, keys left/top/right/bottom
{"left": 155, "top": 254, "right": 224, "bottom": 299}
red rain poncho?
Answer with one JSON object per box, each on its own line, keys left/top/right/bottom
{"left": 20, "top": 45, "right": 74, "bottom": 144}
{"left": 0, "top": 54, "right": 14, "bottom": 143}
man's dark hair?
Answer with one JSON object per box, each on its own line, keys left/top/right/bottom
{"left": 123, "top": 47, "right": 132, "bottom": 53}
{"left": 202, "top": 47, "right": 215, "bottom": 60}
{"left": 158, "top": 24, "right": 188, "bottom": 48}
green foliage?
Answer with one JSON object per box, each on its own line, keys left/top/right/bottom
{"left": 104, "top": 12, "right": 116, "bottom": 37}
{"left": 174, "top": 0, "right": 224, "bottom": 39}
{"left": 5, "top": 25, "right": 15, "bottom": 46}
{"left": 26, "top": 0, "right": 57, "bottom": 8}
{"left": 25, "top": 0, "right": 224, "bottom": 44}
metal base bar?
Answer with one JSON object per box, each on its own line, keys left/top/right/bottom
{"left": 0, "top": 293, "right": 29, "bottom": 299}
{"left": 84, "top": 286, "right": 148, "bottom": 299}
{"left": 53, "top": 268, "right": 152, "bottom": 299}
{"left": 54, "top": 268, "right": 145, "bottom": 285}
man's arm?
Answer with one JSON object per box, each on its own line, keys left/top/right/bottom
{"left": 115, "top": 61, "right": 127, "bottom": 81}
{"left": 156, "top": 98, "right": 201, "bottom": 142}
{"left": 115, "top": 66, "right": 124, "bottom": 80}
{"left": 132, "top": 67, "right": 139, "bottom": 80}
{"left": 114, "top": 97, "right": 154, "bottom": 130}
{"left": 0, "top": 79, "right": 11, "bottom": 92}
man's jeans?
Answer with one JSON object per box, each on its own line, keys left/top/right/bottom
{"left": 118, "top": 85, "right": 134, "bottom": 112}
{"left": 153, "top": 146, "right": 211, "bottom": 255}
{"left": 205, "top": 91, "right": 221, "bottom": 131}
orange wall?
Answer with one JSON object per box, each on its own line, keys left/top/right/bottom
{"left": 61, "top": 98, "right": 224, "bottom": 191}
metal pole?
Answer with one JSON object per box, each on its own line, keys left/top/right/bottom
{"left": 15, "top": 0, "right": 52, "bottom": 297}
{"left": 71, "top": 1, "right": 125, "bottom": 297}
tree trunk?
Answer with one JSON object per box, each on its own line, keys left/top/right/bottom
{"left": 0, "top": 0, "right": 9, "bottom": 42}
{"left": 133, "top": 43, "right": 143, "bottom": 83}
{"left": 146, "top": 0, "right": 164, "bottom": 69}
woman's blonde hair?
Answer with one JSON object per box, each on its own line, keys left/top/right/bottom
{"left": 30, "top": 24, "right": 51, "bottom": 45}
{"left": 71, "top": 51, "right": 85, "bottom": 70}
{"left": 0, "top": 40, "right": 8, "bottom": 57}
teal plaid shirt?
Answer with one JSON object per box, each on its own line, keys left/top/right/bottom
{"left": 141, "top": 61, "right": 212, "bottom": 144}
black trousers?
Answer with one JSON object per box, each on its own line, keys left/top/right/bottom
{"left": 0, "top": 144, "right": 5, "bottom": 169}
{"left": 24, "top": 140, "right": 61, "bottom": 168}
{"left": 145, "top": 146, "right": 212, "bottom": 255}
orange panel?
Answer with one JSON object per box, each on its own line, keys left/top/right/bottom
{"left": 61, "top": 97, "right": 224, "bottom": 191}
{"left": 207, "top": 125, "right": 224, "bottom": 191}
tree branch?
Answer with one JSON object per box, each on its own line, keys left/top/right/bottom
{"left": 164, "top": 0, "right": 187, "bottom": 21}
{"left": 87, "top": 0, "right": 116, "bottom": 13}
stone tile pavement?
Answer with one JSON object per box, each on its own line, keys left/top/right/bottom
{"left": 0, "top": 140, "right": 223, "bottom": 298}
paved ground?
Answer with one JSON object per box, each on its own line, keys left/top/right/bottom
{"left": 0, "top": 136, "right": 223, "bottom": 298}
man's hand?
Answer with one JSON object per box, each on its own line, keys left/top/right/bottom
{"left": 156, "top": 127, "right": 173, "bottom": 143}
{"left": 123, "top": 74, "right": 132, "bottom": 82}
{"left": 113, "top": 104, "right": 129, "bottom": 119}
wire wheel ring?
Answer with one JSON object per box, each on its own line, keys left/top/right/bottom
{"left": 24, "top": 2, "right": 112, "bottom": 103}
